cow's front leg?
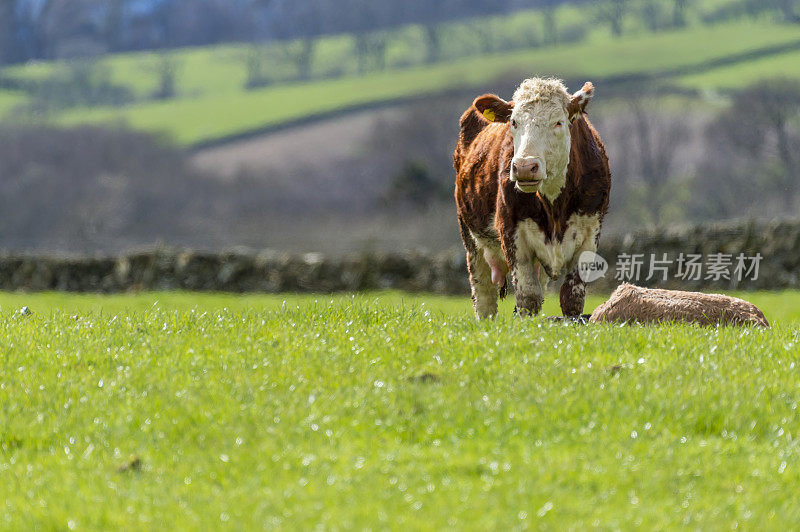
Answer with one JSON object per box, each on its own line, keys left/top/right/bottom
{"left": 560, "top": 268, "right": 586, "bottom": 317}
{"left": 511, "top": 254, "right": 544, "bottom": 316}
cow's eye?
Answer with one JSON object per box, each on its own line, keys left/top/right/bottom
{"left": 555, "top": 121, "right": 563, "bottom": 128}
{"left": 510, "top": 119, "right": 517, "bottom": 128}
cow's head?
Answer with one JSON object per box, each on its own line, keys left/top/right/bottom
{"left": 474, "top": 78, "right": 594, "bottom": 199}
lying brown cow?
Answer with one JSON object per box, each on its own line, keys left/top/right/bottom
{"left": 454, "top": 77, "right": 611, "bottom": 319}
{"left": 590, "top": 284, "right": 770, "bottom": 327}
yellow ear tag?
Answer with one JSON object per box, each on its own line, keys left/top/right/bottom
{"left": 482, "top": 109, "right": 496, "bottom": 122}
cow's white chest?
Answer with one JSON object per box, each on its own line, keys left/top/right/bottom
{"left": 515, "top": 214, "right": 601, "bottom": 279}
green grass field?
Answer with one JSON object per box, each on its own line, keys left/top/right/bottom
{"left": 2, "top": 290, "right": 800, "bottom": 528}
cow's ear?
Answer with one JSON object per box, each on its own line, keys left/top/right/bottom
{"left": 568, "top": 82, "right": 594, "bottom": 122}
{"left": 474, "top": 94, "right": 514, "bottom": 123}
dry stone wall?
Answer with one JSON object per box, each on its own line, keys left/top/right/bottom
{"left": 0, "top": 220, "right": 797, "bottom": 294}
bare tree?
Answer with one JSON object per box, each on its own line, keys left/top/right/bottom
{"left": 595, "top": 0, "right": 630, "bottom": 37}
{"left": 542, "top": 7, "right": 558, "bottom": 46}
{"left": 590, "top": 93, "right": 698, "bottom": 227}
{"left": 384, "top": 161, "right": 449, "bottom": 209}
{"left": 21, "top": 58, "right": 134, "bottom": 113}
{"left": 242, "top": 45, "right": 269, "bottom": 89}
{"left": 422, "top": 24, "right": 442, "bottom": 64}
{"left": 267, "top": 0, "right": 326, "bottom": 81}
{"left": 466, "top": 19, "right": 496, "bottom": 53}
{"left": 777, "top": 0, "right": 800, "bottom": 23}
{"left": 415, "top": 0, "right": 504, "bottom": 62}
{"left": 691, "top": 79, "right": 800, "bottom": 218}
{"left": 335, "top": 0, "right": 393, "bottom": 74}
{"left": 0, "top": 0, "right": 17, "bottom": 65}
{"left": 289, "top": 39, "right": 317, "bottom": 80}
{"left": 625, "top": 97, "right": 689, "bottom": 222}
{"left": 733, "top": 79, "right": 800, "bottom": 208}
{"left": 148, "top": 53, "right": 181, "bottom": 100}
{"left": 639, "top": 0, "right": 666, "bottom": 32}
{"left": 355, "top": 31, "right": 388, "bottom": 73}
{"left": 103, "top": 0, "right": 128, "bottom": 53}
{"left": 628, "top": 98, "right": 687, "bottom": 188}
{"left": 37, "top": 0, "right": 108, "bottom": 58}
{"left": 672, "top": 0, "right": 688, "bottom": 27}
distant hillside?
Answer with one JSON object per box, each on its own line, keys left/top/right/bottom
{"left": 2, "top": 3, "right": 800, "bottom": 146}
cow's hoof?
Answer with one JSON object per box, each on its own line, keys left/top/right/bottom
{"left": 513, "top": 306, "right": 541, "bottom": 317}
{"left": 548, "top": 314, "right": 591, "bottom": 324}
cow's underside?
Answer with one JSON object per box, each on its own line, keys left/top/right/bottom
{"left": 458, "top": 209, "right": 603, "bottom": 319}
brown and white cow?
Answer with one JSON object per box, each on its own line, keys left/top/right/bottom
{"left": 454, "top": 77, "right": 611, "bottom": 319}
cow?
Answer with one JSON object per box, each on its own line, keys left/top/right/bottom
{"left": 590, "top": 284, "right": 769, "bottom": 328}
{"left": 453, "top": 77, "right": 611, "bottom": 319}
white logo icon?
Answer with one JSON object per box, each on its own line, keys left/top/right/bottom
{"left": 577, "top": 251, "right": 608, "bottom": 283}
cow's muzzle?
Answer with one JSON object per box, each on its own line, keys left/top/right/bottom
{"left": 511, "top": 156, "right": 544, "bottom": 192}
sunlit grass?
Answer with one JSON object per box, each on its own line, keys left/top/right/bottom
{"left": 1, "top": 290, "right": 799, "bottom": 528}
{"left": 0, "top": 90, "right": 26, "bottom": 117}
{"left": 677, "top": 48, "right": 800, "bottom": 89}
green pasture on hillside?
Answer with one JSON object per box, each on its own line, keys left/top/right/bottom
{"left": 676, "top": 48, "right": 800, "bottom": 89}
{"left": 54, "top": 22, "right": 800, "bottom": 145}
{"left": 1, "top": 18, "right": 800, "bottom": 145}
{"left": 1, "top": 290, "right": 799, "bottom": 528}
{"left": 0, "top": 90, "right": 25, "bottom": 117}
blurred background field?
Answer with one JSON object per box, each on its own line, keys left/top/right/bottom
{"left": 0, "top": 0, "right": 799, "bottom": 254}
{"left": 4, "top": 20, "right": 800, "bottom": 144}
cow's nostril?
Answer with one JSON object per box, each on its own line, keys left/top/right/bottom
{"left": 531, "top": 162, "right": 539, "bottom": 174}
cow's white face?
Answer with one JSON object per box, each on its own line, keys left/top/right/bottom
{"left": 473, "top": 78, "right": 594, "bottom": 201}
{"left": 508, "top": 99, "right": 571, "bottom": 198}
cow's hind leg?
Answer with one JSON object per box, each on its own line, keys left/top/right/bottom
{"left": 470, "top": 248, "right": 499, "bottom": 319}
{"left": 459, "top": 218, "right": 498, "bottom": 319}
{"left": 560, "top": 268, "right": 586, "bottom": 317}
